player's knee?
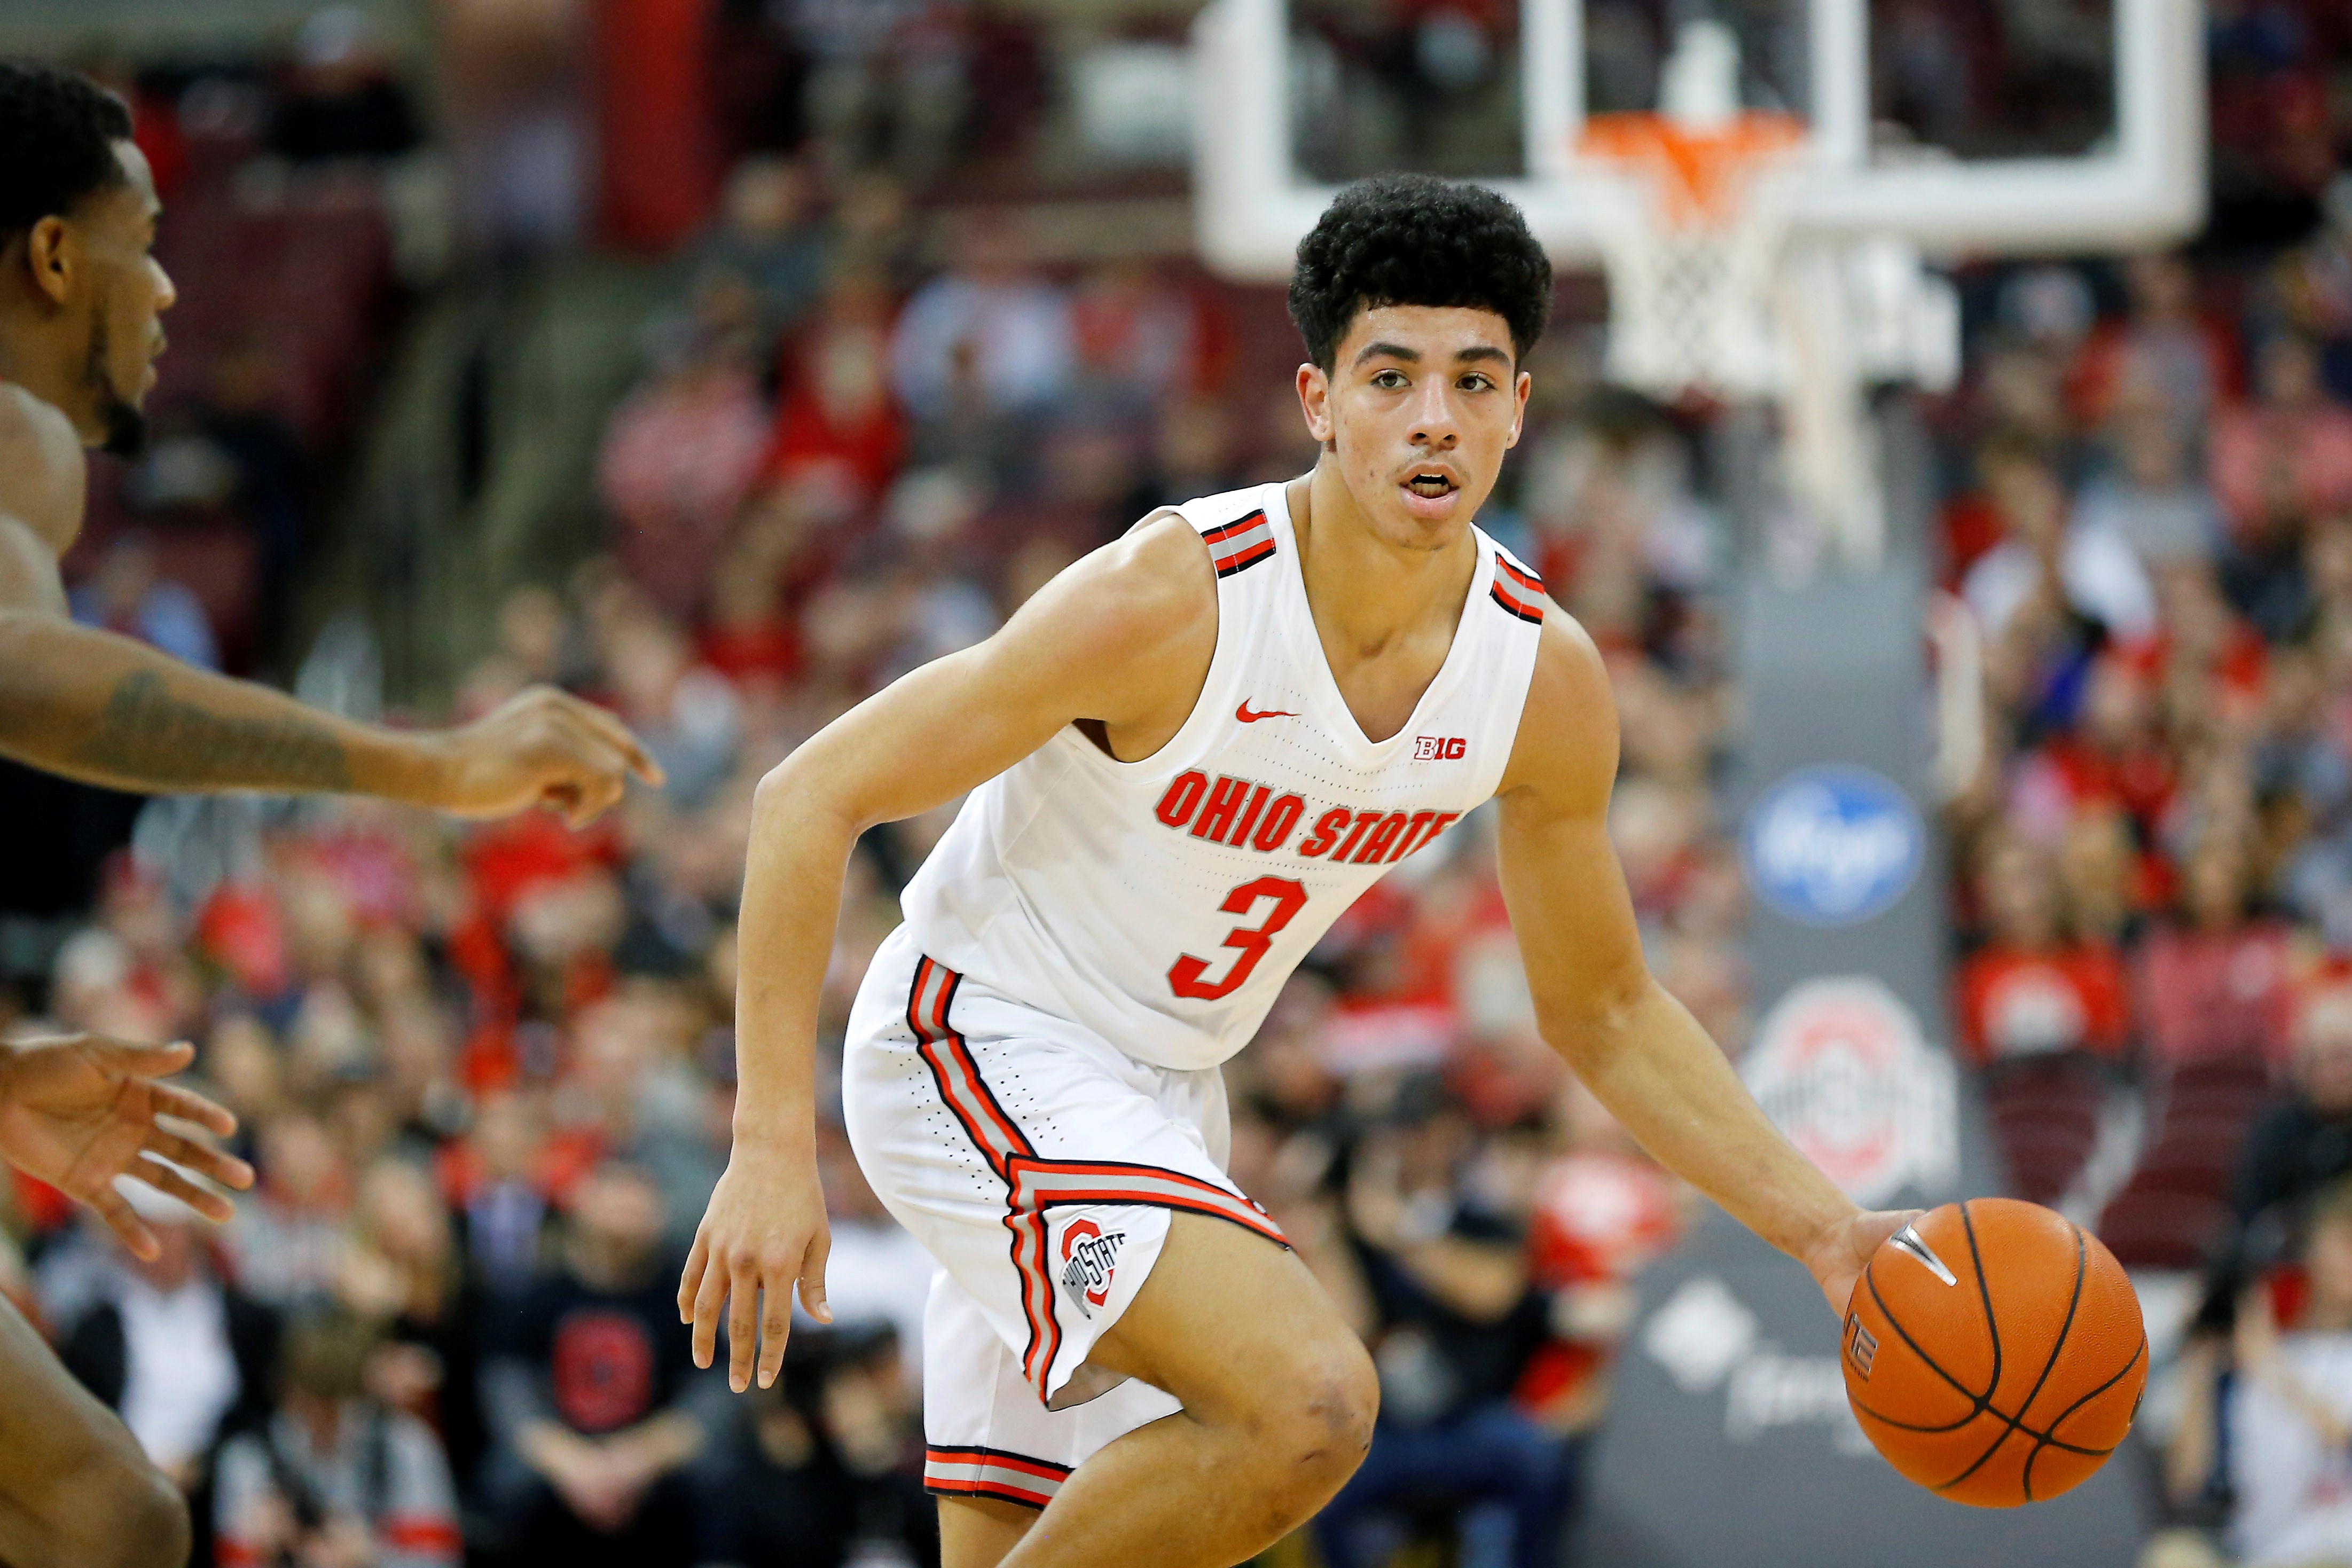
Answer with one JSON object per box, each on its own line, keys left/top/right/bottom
{"left": 1252, "top": 1330, "right": 1378, "bottom": 1501}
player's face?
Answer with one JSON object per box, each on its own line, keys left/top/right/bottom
{"left": 68, "top": 142, "right": 176, "bottom": 454}
{"left": 1297, "top": 304, "right": 1530, "bottom": 550}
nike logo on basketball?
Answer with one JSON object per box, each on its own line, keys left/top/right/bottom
{"left": 1235, "top": 701, "right": 1297, "bottom": 724}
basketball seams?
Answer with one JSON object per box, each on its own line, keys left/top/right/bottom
{"left": 2020, "top": 1335, "right": 2148, "bottom": 1500}
{"left": 1862, "top": 1263, "right": 1992, "bottom": 1415}
{"left": 1930, "top": 1202, "right": 2071, "bottom": 1497}
{"left": 1963, "top": 1203, "right": 2004, "bottom": 1410}
{"left": 1855, "top": 1203, "right": 2130, "bottom": 1507}
{"left": 1920, "top": 1203, "right": 2023, "bottom": 1495}
{"left": 2002, "top": 1222, "right": 2088, "bottom": 1502}
{"left": 1857, "top": 1204, "right": 2003, "bottom": 1417}
{"left": 1856, "top": 1260, "right": 2109, "bottom": 1455}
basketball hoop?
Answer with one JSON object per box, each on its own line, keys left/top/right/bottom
{"left": 1572, "top": 108, "right": 1807, "bottom": 402}
{"left": 1561, "top": 16, "right": 1957, "bottom": 565}
{"left": 1192, "top": 0, "right": 2198, "bottom": 568}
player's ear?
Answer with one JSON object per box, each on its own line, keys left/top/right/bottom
{"left": 20, "top": 216, "right": 77, "bottom": 306}
{"left": 1296, "top": 362, "right": 1334, "bottom": 446}
{"left": 1505, "top": 367, "right": 1532, "bottom": 448}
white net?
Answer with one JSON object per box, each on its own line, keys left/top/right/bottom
{"left": 1580, "top": 157, "right": 1797, "bottom": 401}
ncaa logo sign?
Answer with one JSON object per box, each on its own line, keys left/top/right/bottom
{"left": 1741, "top": 766, "right": 1923, "bottom": 928}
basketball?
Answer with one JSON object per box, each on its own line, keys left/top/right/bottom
{"left": 1841, "top": 1199, "right": 2147, "bottom": 1508}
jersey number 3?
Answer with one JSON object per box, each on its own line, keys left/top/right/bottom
{"left": 1167, "top": 876, "right": 1308, "bottom": 1001}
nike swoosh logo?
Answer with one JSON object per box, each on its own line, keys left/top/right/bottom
{"left": 1888, "top": 1222, "right": 1958, "bottom": 1287}
{"left": 1235, "top": 701, "right": 1298, "bottom": 724}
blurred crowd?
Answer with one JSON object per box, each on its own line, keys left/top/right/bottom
{"left": 1923, "top": 32, "right": 2352, "bottom": 1559}
{"left": 10, "top": 4, "right": 2352, "bottom": 1568}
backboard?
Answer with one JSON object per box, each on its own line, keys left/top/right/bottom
{"left": 1191, "top": 0, "right": 2206, "bottom": 278}
{"left": 1189, "top": 0, "right": 2207, "bottom": 561}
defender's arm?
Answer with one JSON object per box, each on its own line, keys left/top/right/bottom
{"left": 0, "top": 396, "right": 656, "bottom": 820}
{"left": 684, "top": 513, "right": 1219, "bottom": 1389}
{"left": 1492, "top": 611, "right": 1906, "bottom": 1316}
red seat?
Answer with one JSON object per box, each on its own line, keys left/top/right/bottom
{"left": 2126, "top": 1157, "right": 2236, "bottom": 1201}
{"left": 2097, "top": 1189, "right": 2232, "bottom": 1269}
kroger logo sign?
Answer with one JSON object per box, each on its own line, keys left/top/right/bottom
{"left": 1742, "top": 766, "right": 1923, "bottom": 928}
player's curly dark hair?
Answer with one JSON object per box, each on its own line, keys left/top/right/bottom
{"left": 0, "top": 61, "right": 134, "bottom": 247}
{"left": 1287, "top": 174, "right": 1553, "bottom": 371}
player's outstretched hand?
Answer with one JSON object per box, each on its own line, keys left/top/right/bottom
{"left": 430, "top": 686, "right": 665, "bottom": 829}
{"left": 1802, "top": 1207, "right": 1922, "bottom": 1321}
{"left": 0, "top": 1035, "right": 255, "bottom": 1259}
{"left": 679, "top": 1138, "right": 833, "bottom": 1392}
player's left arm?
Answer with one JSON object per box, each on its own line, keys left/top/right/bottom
{"left": 1492, "top": 610, "right": 1911, "bottom": 1318}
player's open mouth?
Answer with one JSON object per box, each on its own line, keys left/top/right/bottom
{"left": 1405, "top": 472, "right": 1456, "bottom": 499}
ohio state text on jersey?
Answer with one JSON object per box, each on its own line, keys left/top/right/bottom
{"left": 897, "top": 481, "right": 1547, "bottom": 1071}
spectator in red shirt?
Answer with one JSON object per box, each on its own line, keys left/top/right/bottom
{"left": 1956, "top": 835, "right": 2131, "bottom": 1068}
{"left": 2210, "top": 333, "right": 2352, "bottom": 547}
{"left": 2139, "top": 834, "right": 2299, "bottom": 1068}
{"left": 597, "top": 330, "right": 772, "bottom": 622}
{"left": 2021, "top": 654, "right": 2178, "bottom": 839}
{"left": 763, "top": 283, "right": 904, "bottom": 517}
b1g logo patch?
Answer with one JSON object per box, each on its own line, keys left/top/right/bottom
{"left": 1059, "top": 1219, "right": 1128, "bottom": 1316}
{"left": 1413, "top": 735, "right": 1467, "bottom": 761}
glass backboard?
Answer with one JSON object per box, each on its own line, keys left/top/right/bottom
{"left": 1198, "top": 0, "right": 2202, "bottom": 280}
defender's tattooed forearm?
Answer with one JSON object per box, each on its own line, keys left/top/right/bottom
{"left": 76, "top": 670, "right": 353, "bottom": 791}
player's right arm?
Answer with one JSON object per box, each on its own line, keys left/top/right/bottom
{"left": 0, "top": 390, "right": 660, "bottom": 823}
{"left": 680, "top": 513, "right": 1218, "bottom": 1392}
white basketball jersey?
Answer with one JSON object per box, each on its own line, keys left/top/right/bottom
{"left": 897, "top": 481, "right": 1549, "bottom": 1071}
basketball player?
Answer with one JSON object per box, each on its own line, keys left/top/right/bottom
{"left": 0, "top": 60, "right": 658, "bottom": 1566}
{"left": 683, "top": 174, "right": 1912, "bottom": 1567}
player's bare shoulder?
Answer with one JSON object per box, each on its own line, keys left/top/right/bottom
{"left": 992, "top": 506, "right": 1219, "bottom": 734}
{"left": 1090, "top": 506, "right": 1220, "bottom": 646}
{"left": 0, "top": 382, "right": 84, "bottom": 556}
{"left": 1496, "top": 593, "right": 1620, "bottom": 812}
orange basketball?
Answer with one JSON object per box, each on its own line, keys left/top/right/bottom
{"left": 1840, "top": 1198, "right": 2147, "bottom": 1507}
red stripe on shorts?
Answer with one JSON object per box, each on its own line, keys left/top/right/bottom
{"left": 903, "top": 956, "right": 1287, "bottom": 1404}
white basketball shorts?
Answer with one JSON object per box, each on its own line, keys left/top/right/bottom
{"left": 841, "top": 923, "right": 1286, "bottom": 1510}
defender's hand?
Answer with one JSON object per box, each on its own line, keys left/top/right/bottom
{"left": 1802, "top": 1208, "right": 1920, "bottom": 1321}
{"left": 429, "top": 687, "right": 664, "bottom": 828}
{"left": 0, "top": 1035, "right": 255, "bottom": 1257}
{"left": 679, "top": 1139, "right": 832, "bottom": 1392}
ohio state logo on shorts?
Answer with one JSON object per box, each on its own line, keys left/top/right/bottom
{"left": 1059, "top": 1218, "right": 1128, "bottom": 1316}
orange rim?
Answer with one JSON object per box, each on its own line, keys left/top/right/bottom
{"left": 1574, "top": 110, "right": 1807, "bottom": 226}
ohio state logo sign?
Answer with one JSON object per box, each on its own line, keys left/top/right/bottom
{"left": 1742, "top": 977, "right": 1956, "bottom": 1209}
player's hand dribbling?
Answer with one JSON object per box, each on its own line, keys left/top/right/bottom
{"left": 679, "top": 1138, "right": 833, "bottom": 1391}
{"left": 1802, "top": 1207, "right": 1921, "bottom": 1320}
{"left": 0, "top": 1034, "right": 255, "bottom": 1257}
{"left": 428, "top": 686, "right": 664, "bottom": 828}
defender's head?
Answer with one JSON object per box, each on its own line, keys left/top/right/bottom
{"left": 0, "top": 61, "right": 175, "bottom": 455}
{"left": 1288, "top": 174, "right": 1550, "bottom": 547}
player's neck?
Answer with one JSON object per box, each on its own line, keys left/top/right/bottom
{"left": 0, "top": 309, "right": 87, "bottom": 435}
{"left": 1290, "top": 460, "right": 1480, "bottom": 656}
